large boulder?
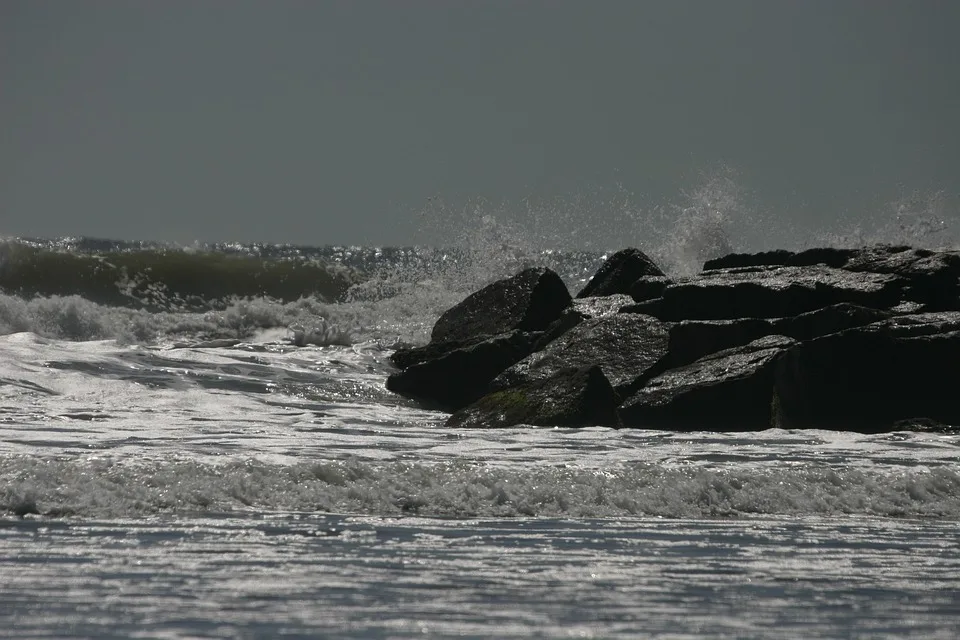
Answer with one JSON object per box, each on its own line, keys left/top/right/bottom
{"left": 703, "top": 247, "right": 856, "bottom": 271}
{"left": 619, "top": 335, "right": 796, "bottom": 431}
{"left": 532, "top": 294, "right": 635, "bottom": 351}
{"left": 576, "top": 248, "right": 664, "bottom": 298}
{"left": 446, "top": 366, "right": 620, "bottom": 429}
{"left": 771, "top": 303, "right": 892, "bottom": 341}
{"left": 386, "top": 331, "right": 542, "bottom": 411}
{"left": 704, "top": 245, "right": 960, "bottom": 310}
{"left": 774, "top": 312, "right": 960, "bottom": 432}
{"left": 391, "top": 337, "right": 475, "bottom": 370}
{"left": 491, "top": 313, "right": 671, "bottom": 397}
{"left": 842, "top": 246, "right": 960, "bottom": 310}
{"left": 431, "top": 267, "right": 571, "bottom": 344}
{"left": 641, "top": 265, "right": 907, "bottom": 321}
{"left": 388, "top": 268, "right": 571, "bottom": 378}
{"left": 637, "top": 303, "right": 893, "bottom": 372}
{"left": 663, "top": 318, "right": 775, "bottom": 369}
{"left": 629, "top": 275, "right": 673, "bottom": 303}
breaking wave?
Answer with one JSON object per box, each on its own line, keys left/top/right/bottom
{"left": 1, "top": 168, "right": 956, "bottom": 347}
{"left": 3, "top": 455, "right": 957, "bottom": 520}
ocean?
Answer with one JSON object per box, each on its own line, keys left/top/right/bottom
{"left": 1, "top": 207, "right": 959, "bottom": 638}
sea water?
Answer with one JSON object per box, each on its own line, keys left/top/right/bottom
{"left": 1, "top": 196, "right": 959, "bottom": 638}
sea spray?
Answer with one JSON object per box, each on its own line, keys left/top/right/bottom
{"left": 1, "top": 170, "right": 956, "bottom": 347}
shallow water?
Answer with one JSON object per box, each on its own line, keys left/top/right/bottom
{"left": 1, "top": 334, "right": 959, "bottom": 637}
{"left": 3, "top": 514, "right": 959, "bottom": 638}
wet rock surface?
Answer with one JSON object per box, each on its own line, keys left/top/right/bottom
{"left": 532, "top": 294, "right": 635, "bottom": 350}
{"left": 491, "top": 313, "right": 670, "bottom": 397}
{"left": 629, "top": 275, "right": 673, "bottom": 303}
{"left": 644, "top": 266, "right": 908, "bottom": 321}
{"left": 619, "top": 335, "right": 796, "bottom": 431}
{"left": 387, "top": 266, "right": 570, "bottom": 409}
{"left": 575, "top": 248, "right": 664, "bottom": 298}
{"left": 430, "top": 267, "right": 570, "bottom": 344}
{"left": 446, "top": 366, "right": 621, "bottom": 429}
{"left": 386, "top": 331, "right": 542, "bottom": 411}
{"left": 774, "top": 312, "right": 960, "bottom": 432}
{"left": 387, "top": 244, "right": 960, "bottom": 432}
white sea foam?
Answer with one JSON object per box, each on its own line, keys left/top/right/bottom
{"left": 2, "top": 169, "right": 956, "bottom": 350}
{"left": 4, "top": 454, "right": 958, "bottom": 520}
{"left": 2, "top": 179, "right": 960, "bottom": 638}
{"left": 1, "top": 333, "right": 957, "bottom": 521}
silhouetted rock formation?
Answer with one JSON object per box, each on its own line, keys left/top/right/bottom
{"left": 631, "top": 266, "right": 907, "bottom": 321}
{"left": 575, "top": 248, "right": 664, "bottom": 298}
{"left": 773, "top": 312, "right": 960, "bottom": 432}
{"left": 387, "top": 244, "right": 960, "bottom": 432}
{"left": 431, "top": 266, "right": 571, "bottom": 343}
{"left": 387, "top": 267, "right": 569, "bottom": 409}
{"left": 386, "top": 331, "right": 543, "bottom": 411}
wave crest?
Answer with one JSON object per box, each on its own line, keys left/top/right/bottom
{"left": 3, "top": 456, "right": 957, "bottom": 520}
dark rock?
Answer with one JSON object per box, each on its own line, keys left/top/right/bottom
{"left": 774, "top": 312, "right": 960, "bottom": 432}
{"left": 843, "top": 245, "right": 956, "bottom": 275}
{"left": 652, "top": 304, "right": 891, "bottom": 372}
{"left": 386, "top": 331, "right": 542, "bottom": 411}
{"left": 431, "top": 267, "right": 570, "bottom": 344}
{"left": 391, "top": 338, "right": 474, "bottom": 370}
{"left": 702, "top": 249, "right": 794, "bottom": 271}
{"left": 576, "top": 248, "right": 664, "bottom": 298}
{"left": 630, "top": 276, "right": 672, "bottom": 303}
{"left": 882, "top": 311, "right": 960, "bottom": 334}
{"left": 567, "top": 294, "right": 636, "bottom": 318}
{"left": 703, "top": 248, "right": 856, "bottom": 271}
{"left": 492, "top": 313, "right": 671, "bottom": 396}
{"left": 649, "top": 266, "right": 907, "bottom": 321}
{"left": 533, "top": 294, "right": 635, "bottom": 350}
{"left": 11, "top": 497, "right": 40, "bottom": 518}
{"left": 704, "top": 245, "right": 960, "bottom": 310}
{"left": 446, "top": 366, "right": 620, "bottom": 428}
{"left": 665, "top": 318, "right": 775, "bottom": 368}
{"left": 771, "top": 303, "right": 892, "bottom": 341}
{"left": 842, "top": 246, "right": 960, "bottom": 310}
{"left": 389, "top": 244, "right": 960, "bottom": 433}
{"left": 619, "top": 335, "right": 796, "bottom": 431}
{"left": 620, "top": 297, "right": 664, "bottom": 317}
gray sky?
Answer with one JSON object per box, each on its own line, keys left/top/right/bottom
{"left": 2, "top": 0, "right": 958, "bottom": 247}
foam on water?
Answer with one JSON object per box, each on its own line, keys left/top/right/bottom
{"left": 4, "top": 451, "right": 959, "bottom": 520}
{"left": 1, "top": 332, "right": 957, "bottom": 521}
{"left": 2, "top": 169, "right": 957, "bottom": 351}
{"left": 2, "top": 176, "right": 960, "bottom": 637}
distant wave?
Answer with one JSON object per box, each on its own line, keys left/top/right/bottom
{"left": 0, "top": 238, "right": 364, "bottom": 310}
{"left": 0, "top": 236, "right": 604, "bottom": 345}
{"left": 3, "top": 179, "right": 954, "bottom": 346}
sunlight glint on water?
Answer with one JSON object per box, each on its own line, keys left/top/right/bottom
{"left": 1, "top": 182, "right": 959, "bottom": 637}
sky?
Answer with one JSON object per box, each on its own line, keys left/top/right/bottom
{"left": 1, "top": 0, "right": 958, "bottom": 247}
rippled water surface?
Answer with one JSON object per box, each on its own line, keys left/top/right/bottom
{"left": 2, "top": 334, "right": 959, "bottom": 638}
{"left": 3, "top": 515, "right": 959, "bottom": 638}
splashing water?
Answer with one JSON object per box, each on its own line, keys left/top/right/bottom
{"left": 824, "top": 189, "right": 958, "bottom": 250}
{"left": 2, "top": 168, "right": 956, "bottom": 349}
{"left": 646, "top": 167, "right": 741, "bottom": 275}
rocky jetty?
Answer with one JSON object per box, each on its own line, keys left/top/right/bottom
{"left": 387, "top": 245, "right": 960, "bottom": 432}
